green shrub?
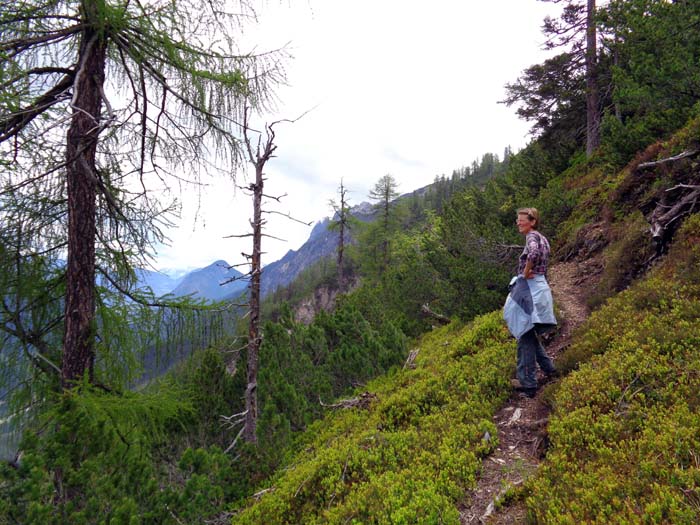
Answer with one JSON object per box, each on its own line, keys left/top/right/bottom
{"left": 231, "top": 312, "right": 514, "bottom": 524}
{"left": 528, "top": 214, "right": 700, "bottom": 524}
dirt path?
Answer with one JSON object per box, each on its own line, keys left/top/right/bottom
{"left": 458, "top": 261, "right": 595, "bottom": 524}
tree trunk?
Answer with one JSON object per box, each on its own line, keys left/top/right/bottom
{"left": 62, "top": 21, "right": 107, "bottom": 389}
{"left": 243, "top": 163, "right": 263, "bottom": 444}
{"left": 585, "top": 0, "right": 600, "bottom": 157}
{"left": 337, "top": 181, "right": 346, "bottom": 289}
{"left": 382, "top": 197, "right": 390, "bottom": 268}
{"left": 338, "top": 216, "right": 345, "bottom": 287}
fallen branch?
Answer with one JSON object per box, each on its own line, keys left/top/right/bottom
{"left": 403, "top": 348, "right": 420, "bottom": 370}
{"left": 649, "top": 186, "right": 700, "bottom": 240}
{"left": 637, "top": 149, "right": 699, "bottom": 169}
{"left": 253, "top": 487, "right": 275, "bottom": 500}
{"left": 420, "top": 303, "right": 450, "bottom": 324}
{"left": 319, "top": 392, "right": 377, "bottom": 410}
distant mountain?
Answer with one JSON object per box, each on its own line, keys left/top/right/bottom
{"left": 145, "top": 195, "right": 410, "bottom": 303}
{"left": 170, "top": 260, "right": 248, "bottom": 302}
{"left": 255, "top": 201, "right": 376, "bottom": 298}
{"left": 134, "top": 268, "right": 184, "bottom": 297}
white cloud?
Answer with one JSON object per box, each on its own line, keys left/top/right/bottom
{"left": 154, "top": 0, "right": 559, "bottom": 270}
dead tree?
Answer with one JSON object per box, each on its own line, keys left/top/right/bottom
{"left": 222, "top": 108, "right": 311, "bottom": 447}
{"left": 648, "top": 183, "right": 700, "bottom": 253}
{"left": 240, "top": 111, "right": 276, "bottom": 445}
{"left": 328, "top": 179, "right": 353, "bottom": 290}
{"left": 637, "top": 149, "right": 700, "bottom": 255}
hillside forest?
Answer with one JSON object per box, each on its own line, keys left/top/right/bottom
{"left": 2, "top": 0, "right": 700, "bottom": 523}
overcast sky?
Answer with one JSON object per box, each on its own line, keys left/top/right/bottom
{"left": 154, "top": 0, "right": 560, "bottom": 272}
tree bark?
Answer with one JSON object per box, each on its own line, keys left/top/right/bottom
{"left": 585, "top": 0, "right": 600, "bottom": 157}
{"left": 62, "top": 15, "right": 107, "bottom": 389}
{"left": 242, "top": 160, "right": 262, "bottom": 444}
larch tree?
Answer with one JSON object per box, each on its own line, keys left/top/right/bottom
{"left": 0, "top": 0, "right": 283, "bottom": 392}
{"left": 368, "top": 174, "right": 399, "bottom": 269}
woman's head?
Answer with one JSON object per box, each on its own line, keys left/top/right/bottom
{"left": 516, "top": 207, "right": 539, "bottom": 234}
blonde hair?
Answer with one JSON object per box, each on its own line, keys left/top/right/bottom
{"left": 517, "top": 207, "right": 540, "bottom": 229}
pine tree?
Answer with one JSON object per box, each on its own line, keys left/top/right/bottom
{"left": 505, "top": 0, "right": 602, "bottom": 155}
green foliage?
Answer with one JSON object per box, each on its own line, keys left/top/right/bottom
{"left": 0, "top": 384, "right": 186, "bottom": 524}
{"left": 174, "top": 346, "right": 243, "bottom": 445}
{"left": 0, "top": 349, "right": 262, "bottom": 524}
{"left": 528, "top": 215, "right": 700, "bottom": 523}
{"left": 231, "top": 312, "right": 514, "bottom": 524}
{"left": 234, "top": 294, "right": 410, "bottom": 477}
{"left": 600, "top": 0, "right": 700, "bottom": 165}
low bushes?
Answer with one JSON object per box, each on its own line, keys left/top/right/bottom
{"left": 231, "top": 311, "right": 515, "bottom": 524}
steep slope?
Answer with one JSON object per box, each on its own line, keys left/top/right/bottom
{"left": 231, "top": 312, "right": 514, "bottom": 524}
{"left": 524, "top": 215, "right": 700, "bottom": 523}
{"left": 472, "top": 119, "right": 700, "bottom": 523}
{"left": 229, "top": 116, "right": 700, "bottom": 524}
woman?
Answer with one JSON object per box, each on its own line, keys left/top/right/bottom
{"left": 505, "top": 207, "right": 557, "bottom": 398}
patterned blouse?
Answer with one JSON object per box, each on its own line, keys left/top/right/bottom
{"left": 518, "top": 230, "right": 550, "bottom": 276}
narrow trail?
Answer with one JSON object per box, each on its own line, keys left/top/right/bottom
{"left": 458, "top": 260, "right": 596, "bottom": 524}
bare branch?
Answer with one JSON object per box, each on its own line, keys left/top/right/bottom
{"left": 261, "top": 233, "right": 287, "bottom": 242}
{"left": 0, "top": 24, "right": 83, "bottom": 55}
{"left": 666, "top": 184, "right": 700, "bottom": 192}
{"left": 262, "top": 209, "right": 313, "bottom": 226}
{"left": 262, "top": 192, "right": 287, "bottom": 202}
{"left": 420, "top": 303, "right": 450, "bottom": 324}
{"left": 226, "top": 262, "right": 251, "bottom": 268}
{"left": 403, "top": 348, "right": 420, "bottom": 370}
{"left": 0, "top": 66, "right": 74, "bottom": 91}
{"left": 223, "top": 425, "right": 246, "bottom": 454}
{"left": 219, "top": 273, "right": 250, "bottom": 285}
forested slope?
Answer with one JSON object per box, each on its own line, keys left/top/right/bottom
{"left": 230, "top": 116, "right": 700, "bottom": 525}
{"left": 2, "top": 1, "right": 700, "bottom": 523}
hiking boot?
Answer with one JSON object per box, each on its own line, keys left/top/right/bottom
{"left": 510, "top": 379, "right": 538, "bottom": 398}
{"left": 543, "top": 369, "right": 560, "bottom": 381}
{"left": 517, "top": 388, "right": 538, "bottom": 399}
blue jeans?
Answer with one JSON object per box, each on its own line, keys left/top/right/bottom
{"left": 516, "top": 324, "right": 556, "bottom": 389}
